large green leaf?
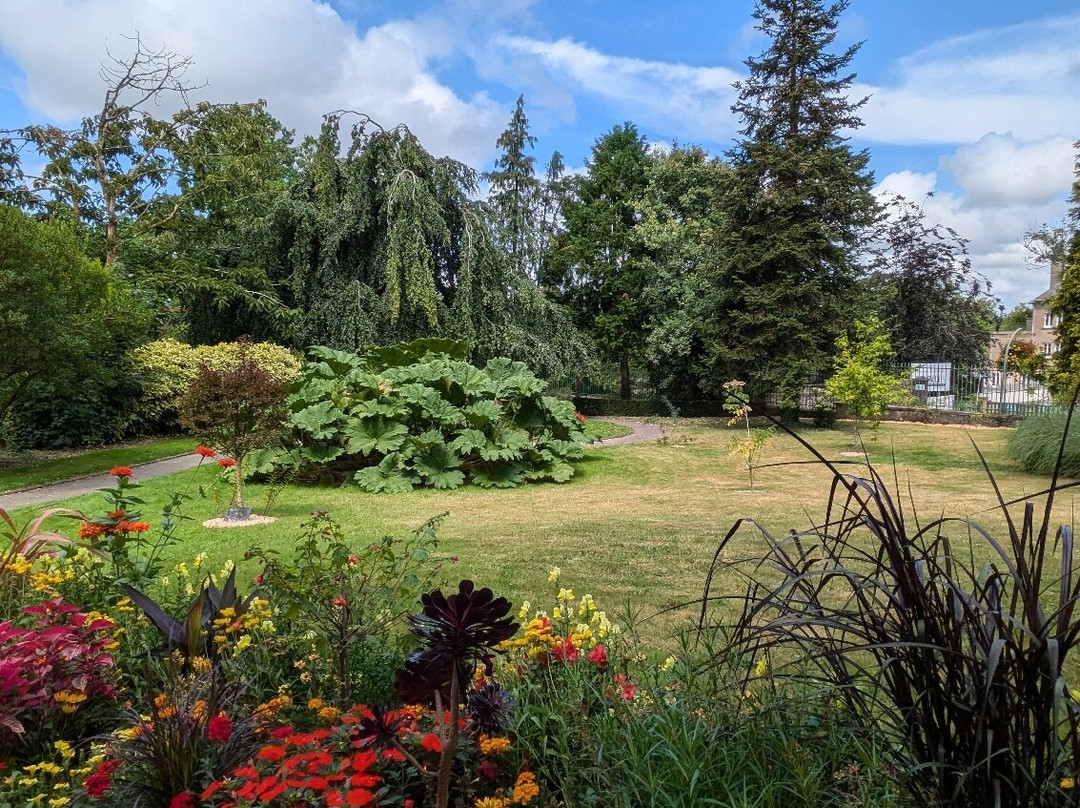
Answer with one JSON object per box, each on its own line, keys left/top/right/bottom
{"left": 344, "top": 417, "right": 409, "bottom": 455}
{"left": 471, "top": 461, "right": 525, "bottom": 489}
{"left": 349, "top": 398, "right": 407, "bottom": 419}
{"left": 412, "top": 442, "right": 465, "bottom": 490}
{"left": 478, "top": 426, "right": 531, "bottom": 461}
{"left": 308, "top": 345, "right": 366, "bottom": 376}
{"left": 362, "top": 338, "right": 470, "bottom": 371}
{"left": 463, "top": 400, "right": 504, "bottom": 426}
{"left": 483, "top": 357, "right": 547, "bottom": 397}
{"left": 354, "top": 455, "right": 418, "bottom": 493}
{"left": 448, "top": 428, "right": 487, "bottom": 455}
{"left": 291, "top": 401, "right": 346, "bottom": 440}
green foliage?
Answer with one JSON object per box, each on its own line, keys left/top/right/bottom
{"left": 825, "top": 317, "right": 911, "bottom": 422}
{"left": 1001, "top": 304, "right": 1033, "bottom": 332}
{"left": 696, "top": 0, "right": 877, "bottom": 404}
{"left": 723, "top": 380, "right": 775, "bottom": 488}
{"left": 0, "top": 205, "right": 149, "bottom": 445}
{"left": 128, "top": 338, "right": 300, "bottom": 436}
{"left": 282, "top": 343, "right": 589, "bottom": 492}
{"left": 999, "top": 339, "right": 1046, "bottom": 381}
{"left": 267, "top": 114, "right": 591, "bottom": 380}
{"left": 246, "top": 511, "right": 440, "bottom": 706}
{"left": 1008, "top": 411, "right": 1080, "bottom": 476}
{"left": 544, "top": 123, "right": 653, "bottom": 399}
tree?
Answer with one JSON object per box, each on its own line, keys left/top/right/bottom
{"left": 637, "top": 144, "right": 729, "bottom": 399}
{"left": 697, "top": 0, "right": 877, "bottom": 405}
{"left": 177, "top": 356, "right": 288, "bottom": 516}
{"left": 484, "top": 96, "right": 541, "bottom": 281}
{"left": 0, "top": 205, "right": 144, "bottom": 434}
{"left": 1001, "top": 304, "right": 1033, "bottom": 332}
{"left": 544, "top": 123, "right": 652, "bottom": 398}
{"left": 18, "top": 35, "right": 200, "bottom": 267}
{"left": 1049, "top": 140, "right": 1080, "bottom": 396}
{"left": 826, "top": 315, "right": 911, "bottom": 428}
{"left": 862, "top": 194, "right": 994, "bottom": 365}
{"left": 268, "top": 114, "right": 590, "bottom": 378}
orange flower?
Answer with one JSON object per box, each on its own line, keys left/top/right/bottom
{"left": 217, "top": 458, "right": 236, "bottom": 468}
{"left": 110, "top": 466, "right": 133, "bottom": 478}
{"left": 116, "top": 520, "right": 151, "bottom": 533}
{"left": 195, "top": 445, "right": 216, "bottom": 458}
{"left": 78, "top": 521, "right": 107, "bottom": 539}
{"left": 107, "top": 510, "right": 126, "bottom": 520}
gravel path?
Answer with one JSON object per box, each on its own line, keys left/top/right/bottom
{"left": 0, "top": 418, "right": 659, "bottom": 511}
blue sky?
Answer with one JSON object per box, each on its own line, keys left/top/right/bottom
{"left": 0, "top": 0, "right": 1077, "bottom": 308}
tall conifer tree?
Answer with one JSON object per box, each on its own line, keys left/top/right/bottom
{"left": 698, "top": 0, "right": 877, "bottom": 405}
{"left": 485, "top": 96, "right": 541, "bottom": 281}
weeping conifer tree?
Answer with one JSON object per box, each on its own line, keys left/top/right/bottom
{"left": 267, "top": 112, "right": 591, "bottom": 377}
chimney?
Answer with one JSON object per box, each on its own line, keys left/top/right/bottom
{"left": 1051, "top": 258, "right": 1062, "bottom": 292}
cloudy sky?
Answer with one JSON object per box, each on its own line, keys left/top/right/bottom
{"left": 0, "top": 0, "right": 1077, "bottom": 308}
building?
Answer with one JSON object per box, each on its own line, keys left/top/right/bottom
{"left": 989, "top": 258, "right": 1061, "bottom": 365}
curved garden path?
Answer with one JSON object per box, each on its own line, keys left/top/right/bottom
{"left": 0, "top": 419, "right": 660, "bottom": 511}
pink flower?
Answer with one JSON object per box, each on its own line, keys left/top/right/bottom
{"left": 207, "top": 713, "right": 233, "bottom": 742}
{"left": 587, "top": 644, "right": 608, "bottom": 665}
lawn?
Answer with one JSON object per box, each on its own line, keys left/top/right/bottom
{"left": 0, "top": 436, "right": 193, "bottom": 493}
{"left": 8, "top": 418, "right": 1074, "bottom": 643}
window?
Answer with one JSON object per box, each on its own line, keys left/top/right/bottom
{"left": 1043, "top": 342, "right": 1054, "bottom": 357}
{"left": 1045, "top": 312, "right": 1054, "bottom": 328}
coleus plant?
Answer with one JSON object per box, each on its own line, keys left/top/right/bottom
{"left": 393, "top": 580, "right": 519, "bottom": 808}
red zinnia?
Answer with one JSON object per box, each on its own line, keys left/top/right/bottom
{"left": 217, "top": 458, "right": 236, "bottom": 468}
{"left": 195, "top": 445, "right": 216, "bottom": 458}
{"left": 207, "top": 713, "right": 233, "bottom": 742}
{"left": 110, "top": 466, "right": 133, "bottom": 478}
{"left": 167, "top": 792, "right": 197, "bottom": 808}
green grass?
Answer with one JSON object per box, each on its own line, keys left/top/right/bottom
{"left": 0, "top": 436, "right": 195, "bottom": 493}
{"left": 583, "top": 418, "right": 634, "bottom": 440}
{"left": 8, "top": 419, "right": 1072, "bottom": 645}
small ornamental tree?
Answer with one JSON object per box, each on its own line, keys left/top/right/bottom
{"left": 826, "top": 316, "right": 911, "bottom": 432}
{"left": 178, "top": 357, "right": 287, "bottom": 516}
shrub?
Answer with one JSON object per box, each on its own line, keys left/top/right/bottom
{"left": 283, "top": 343, "right": 590, "bottom": 492}
{"left": 703, "top": 417, "right": 1080, "bottom": 806}
{"left": 1009, "top": 411, "right": 1080, "bottom": 476}
{"left": 128, "top": 338, "right": 301, "bottom": 436}
{"left": 178, "top": 357, "right": 289, "bottom": 514}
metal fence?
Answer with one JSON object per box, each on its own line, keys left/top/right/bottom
{"left": 548, "top": 361, "right": 1061, "bottom": 420}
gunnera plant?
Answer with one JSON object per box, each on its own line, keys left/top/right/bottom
{"left": 699, "top": 409, "right": 1080, "bottom": 807}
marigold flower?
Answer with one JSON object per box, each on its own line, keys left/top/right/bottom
{"left": 478, "top": 735, "right": 512, "bottom": 755}
{"left": 194, "top": 445, "right": 216, "bottom": 458}
{"left": 217, "top": 458, "right": 236, "bottom": 468}
{"left": 475, "top": 798, "right": 509, "bottom": 808}
{"left": 512, "top": 771, "right": 539, "bottom": 804}
{"left": 318, "top": 706, "right": 342, "bottom": 723}
{"left": 207, "top": 714, "right": 233, "bottom": 742}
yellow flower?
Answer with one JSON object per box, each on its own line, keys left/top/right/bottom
{"left": 318, "top": 706, "right": 341, "bottom": 723}
{"left": 660, "top": 656, "right": 676, "bottom": 672}
{"left": 48, "top": 797, "right": 70, "bottom": 807}
{"left": 53, "top": 691, "right": 87, "bottom": 713}
{"left": 53, "top": 741, "right": 74, "bottom": 760}
{"left": 478, "top": 735, "right": 512, "bottom": 755}
{"left": 517, "top": 601, "right": 530, "bottom": 619}
{"left": 754, "top": 658, "right": 768, "bottom": 677}
{"left": 190, "top": 656, "right": 212, "bottom": 674}
{"left": 37, "top": 763, "right": 62, "bottom": 775}
{"left": 512, "top": 771, "right": 539, "bottom": 805}
{"left": 235, "top": 635, "right": 252, "bottom": 652}
{"left": 556, "top": 588, "right": 574, "bottom": 604}
{"left": 475, "top": 798, "right": 509, "bottom": 808}
{"left": 1062, "top": 777, "right": 1076, "bottom": 790}
{"left": 551, "top": 607, "right": 562, "bottom": 620}
{"left": 308, "top": 698, "right": 327, "bottom": 711}
{"left": 547, "top": 567, "right": 560, "bottom": 583}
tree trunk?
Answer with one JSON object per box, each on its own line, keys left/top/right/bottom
{"left": 619, "top": 352, "right": 631, "bottom": 400}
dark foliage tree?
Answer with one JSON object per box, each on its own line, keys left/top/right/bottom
{"left": 484, "top": 95, "right": 541, "bottom": 281}
{"left": 862, "top": 194, "right": 995, "bottom": 365}
{"left": 268, "top": 114, "right": 589, "bottom": 378}
{"left": 697, "top": 0, "right": 877, "bottom": 405}
{"left": 1001, "top": 304, "right": 1033, "bottom": 332}
{"left": 544, "top": 123, "right": 652, "bottom": 398}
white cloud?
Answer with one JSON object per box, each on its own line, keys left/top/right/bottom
{"left": 939, "top": 133, "right": 1074, "bottom": 208}
{"left": 859, "top": 13, "right": 1080, "bottom": 145}
{"left": 494, "top": 36, "right": 743, "bottom": 144}
{"left": 0, "top": 0, "right": 505, "bottom": 163}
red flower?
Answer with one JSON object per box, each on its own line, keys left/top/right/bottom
{"left": 419, "top": 733, "right": 443, "bottom": 753}
{"left": 167, "top": 792, "right": 197, "bottom": 808}
{"left": 587, "top": 644, "right": 608, "bottom": 665}
{"left": 333, "top": 595, "right": 349, "bottom": 608}
{"left": 207, "top": 713, "right": 233, "bottom": 742}
{"left": 615, "top": 673, "right": 635, "bottom": 700}
{"left": 478, "top": 759, "right": 499, "bottom": 780}
{"left": 110, "top": 466, "right": 133, "bottom": 478}
{"left": 83, "top": 760, "right": 120, "bottom": 798}
{"left": 575, "top": 410, "right": 587, "bottom": 424}
{"left": 116, "top": 520, "right": 151, "bottom": 533}
{"left": 195, "top": 445, "right": 216, "bottom": 458}
{"left": 254, "top": 573, "right": 265, "bottom": 585}
{"left": 217, "top": 458, "right": 236, "bottom": 468}
{"left": 552, "top": 637, "right": 579, "bottom": 664}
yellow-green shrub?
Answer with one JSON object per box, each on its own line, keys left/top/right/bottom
{"left": 128, "top": 339, "right": 301, "bottom": 435}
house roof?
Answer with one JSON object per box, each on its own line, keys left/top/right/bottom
{"left": 1033, "top": 288, "right": 1054, "bottom": 304}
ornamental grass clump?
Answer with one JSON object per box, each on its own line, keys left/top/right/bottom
{"left": 701, "top": 410, "right": 1080, "bottom": 806}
